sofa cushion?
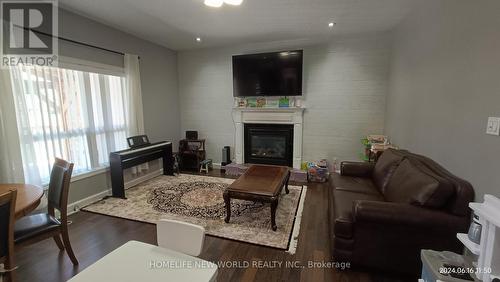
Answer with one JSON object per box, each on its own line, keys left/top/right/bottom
{"left": 384, "top": 159, "right": 455, "bottom": 208}
{"left": 332, "top": 173, "right": 380, "bottom": 195}
{"left": 372, "top": 149, "right": 404, "bottom": 193}
{"left": 406, "top": 153, "right": 472, "bottom": 216}
{"left": 333, "top": 190, "right": 384, "bottom": 238}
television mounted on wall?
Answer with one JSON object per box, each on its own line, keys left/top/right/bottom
{"left": 232, "top": 50, "right": 303, "bottom": 97}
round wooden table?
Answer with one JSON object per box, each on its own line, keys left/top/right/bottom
{"left": 0, "top": 184, "right": 44, "bottom": 219}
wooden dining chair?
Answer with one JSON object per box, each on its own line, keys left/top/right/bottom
{"left": 14, "top": 158, "right": 78, "bottom": 265}
{"left": 0, "top": 190, "right": 17, "bottom": 282}
{"left": 156, "top": 219, "right": 205, "bottom": 257}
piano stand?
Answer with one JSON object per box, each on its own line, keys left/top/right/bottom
{"left": 109, "top": 141, "right": 173, "bottom": 198}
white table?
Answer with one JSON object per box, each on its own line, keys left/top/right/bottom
{"left": 68, "top": 241, "right": 218, "bottom": 282}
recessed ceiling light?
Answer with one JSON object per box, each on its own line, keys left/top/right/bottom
{"left": 224, "top": 0, "right": 243, "bottom": 5}
{"left": 328, "top": 22, "right": 336, "bottom": 28}
{"left": 196, "top": 37, "right": 202, "bottom": 42}
{"left": 204, "top": 0, "right": 243, "bottom": 7}
{"left": 204, "top": 0, "right": 223, "bottom": 8}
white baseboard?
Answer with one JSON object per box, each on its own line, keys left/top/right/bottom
{"left": 67, "top": 169, "right": 164, "bottom": 215}
{"left": 213, "top": 162, "right": 237, "bottom": 168}
{"left": 68, "top": 189, "right": 110, "bottom": 215}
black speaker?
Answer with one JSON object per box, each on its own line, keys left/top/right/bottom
{"left": 186, "top": 131, "right": 198, "bottom": 140}
{"left": 221, "top": 146, "right": 231, "bottom": 166}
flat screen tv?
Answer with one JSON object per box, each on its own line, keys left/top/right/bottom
{"left": 232, "top": 50, "right": 303, "bottom": 97}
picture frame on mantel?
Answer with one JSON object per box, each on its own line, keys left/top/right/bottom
{"left": 246, "top": 97, "right": 257, "bottom": 107}
{"left": 265, "top": 99, "right": 279, "bottom": 108}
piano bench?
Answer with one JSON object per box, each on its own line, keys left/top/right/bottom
{"left": 199, "top": 159, "right": 213, "bottom": 173}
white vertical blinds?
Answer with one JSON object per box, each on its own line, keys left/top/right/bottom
{"left": 9, "top": 64, "right": 129, "bottom": 184}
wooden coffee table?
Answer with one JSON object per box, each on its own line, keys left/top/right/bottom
{"left": 223, "top": 165, "right": 290, "bottom": 231}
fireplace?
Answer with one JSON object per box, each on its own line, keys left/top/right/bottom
{"left": 232, "top": 107, "right": 304, "bottom": 168}
{"left": 244, "top": 123, "right": 293, "bottom": 167}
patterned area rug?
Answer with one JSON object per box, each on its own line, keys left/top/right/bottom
{"left": 82, "top": 174, "right": 306, "bottom": 250}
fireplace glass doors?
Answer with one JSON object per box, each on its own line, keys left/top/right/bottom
{"left": 244, "top": 123, "right": 293, "bottom": 167}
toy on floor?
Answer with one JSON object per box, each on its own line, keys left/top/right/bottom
{"left": 199, "top": 159, "right": 213, "bottom": 173}
{"left": 307, "top": 159, "right": 330, "bottom": 182}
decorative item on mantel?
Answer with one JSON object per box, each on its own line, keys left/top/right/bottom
{"left": 236, "top": 98, "right": 246, "bottom": 108}
{"left": 295, "top": 97, "right": 302, "bottom": 107}
{"left": 256, "top": 97, "right": 266, "bottom": 107}
{"left": 265, "top": 99, "right": 279, "bottom": 108}
{"left": 279, "top": 97, "right": 290, "bottom": 108}
{"left": 246, "top": 97, "right": 257, "bottom": 107}
{"left": 234, "top": 96, "right": 302, "bottom": 109}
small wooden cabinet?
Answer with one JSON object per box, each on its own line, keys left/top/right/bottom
{"left": 178, "top": 139, "right": 206, "bottom": 171}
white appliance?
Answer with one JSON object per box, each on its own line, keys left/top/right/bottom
{"left": 457, "top": 195, "right": 500, "bottom": 282}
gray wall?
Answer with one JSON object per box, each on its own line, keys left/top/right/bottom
{"left": 57, "top": 9, "right": 180, "bottom": 204}
{"left": 385, "top": 0, "right": 500, "bottom": 200}
{"left": 178, "top": 34, "right": 391, "bottom": 164}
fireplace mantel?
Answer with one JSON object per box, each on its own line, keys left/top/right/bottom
{"left": 232, "top": 107, "right": 305, "bottom": 168}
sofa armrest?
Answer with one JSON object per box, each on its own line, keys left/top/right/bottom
{"left": 349, "top": 200, "right": 468, "bottom": 275}
{"left": 353, "top": 200, "right": 467, "bottom": 229}
{"left": 340, "top": 161, "right": 374, "bottom": 177}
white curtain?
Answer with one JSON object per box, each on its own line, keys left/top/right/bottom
{"left": 1, "top": 54, "right": 147, "bottom": 186}
{"left": 0, "top": 69, "right": 25, "bottom": 183}
{"left": 124, "top": 54, "right": 145, "bottom": 136}
{"left": 8, "top": 64, "right": 129, "bottom": 184}
{"left": 124, "top": 54, "right": 148, "bottom": 173}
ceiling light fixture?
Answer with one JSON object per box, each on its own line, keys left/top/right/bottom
{"left": 223, "top": 0, "right": 243, "bottom": 5}
{"left": 196, "top": 37, "right": 202, "bottom": 42}
{"left": 328, "top": 22, "right": 336, "bottom": 28}
{"left": 204, "top": 0, "right": 243, "bottom": 7}
{"left": 204, "top": 0, "right": 223, "bottom": 8}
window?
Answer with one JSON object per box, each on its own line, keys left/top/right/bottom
{"left": 9, "top": 64, "right": 129, "bottom": 184}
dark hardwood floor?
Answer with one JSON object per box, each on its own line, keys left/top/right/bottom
{"left": 14, "top": 169, "right": 412, "bottom": 282}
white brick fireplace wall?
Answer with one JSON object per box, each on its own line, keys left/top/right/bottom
{"left": 178, "top": 33, "right": 390, "bottom": 164}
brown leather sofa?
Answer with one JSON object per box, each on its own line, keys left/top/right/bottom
{"left": 328, "top": 149, "right": 474, "bottom": 275}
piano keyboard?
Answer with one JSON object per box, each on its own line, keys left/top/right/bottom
{"left": 109, "top": 140, "right": 173, "bottom": 198}
{"left": 118, "top": 141, "right": 171, "bottom": 155}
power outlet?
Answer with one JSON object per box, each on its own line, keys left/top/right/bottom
{"left": 486, "top": 117, "right": 500, "bottom": 135}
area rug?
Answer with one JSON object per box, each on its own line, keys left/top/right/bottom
{"left": 82, "top": 174, "right": 306, "bottom": 251}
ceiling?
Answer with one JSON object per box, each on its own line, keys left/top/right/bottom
{"left": 59, "top": 0, "right": 416, "bottom": 51}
